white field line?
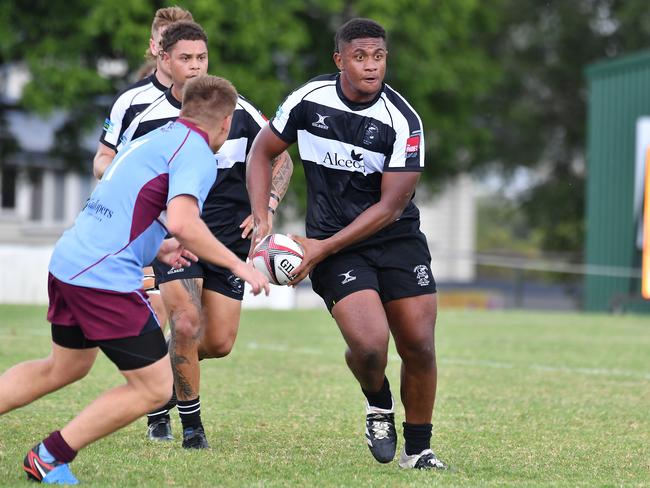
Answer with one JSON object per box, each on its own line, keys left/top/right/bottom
{"left": 245, "top": 342, "right": 650, "bottom": 381}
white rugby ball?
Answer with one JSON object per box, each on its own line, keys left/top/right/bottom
{"left": 252, "top": 233, "right": 304, "bottom": 286}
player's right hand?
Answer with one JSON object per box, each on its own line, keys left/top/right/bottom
{"left": 233, "top": 261, "right": 270, "bottom": 296}
{"left": 248, "top": 220, "right": 270, "bottom": 260}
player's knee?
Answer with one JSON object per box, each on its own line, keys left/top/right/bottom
{"left": 51, "top": 357, "right": 93, "bottom": 384}
{"left": 142, "top": 368, "right": 174, "bottom": 408}
{"left": 201, "top": 336, "right": 235, "bottom": 358}
{"left": 170, "top": 309, "right": 201, "bottom": 341}
{"left": 399, "top": 340, "right": 435, "bottom": 367}
{"left": 348, "top": 346, "right": 387, "bottom": 371}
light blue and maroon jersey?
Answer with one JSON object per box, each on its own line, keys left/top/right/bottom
{"left": 49, "top": 119, "right": 216, "bottom": 292}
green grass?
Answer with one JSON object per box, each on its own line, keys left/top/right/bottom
{"left": 0, "top": 305, "right": 649, "bottom": 487}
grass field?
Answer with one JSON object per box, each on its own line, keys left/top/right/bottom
{"left": 0, "top": 304, "right": 648, "bottom": 487}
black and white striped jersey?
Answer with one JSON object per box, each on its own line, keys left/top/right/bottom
{"left": 270, "top": 73, "right": 425, "bottom": 244}
{"left": 117, "top": 89, "right": 182, "bottom": 150}
{"left": 118, "top": 88, "right": 267, "bottom": 255}
{"left": 99, "top": 72, "right": 167, "bottom": 151}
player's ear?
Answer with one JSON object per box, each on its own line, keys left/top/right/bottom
{"left": 149, "top": 37, "right": 158, "bottom": 58}
{"left": 333, "top": 51, "right": 343, "bottom": 71}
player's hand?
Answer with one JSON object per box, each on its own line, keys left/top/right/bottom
{"left": 240, "top": 211, "right": 274, "bottom": 239}
{"left": 248, "top": 219, "right": 271, "bottom": 260}
{"left": 157, "top": 238, "right": 198, "bottom": 269}
{"left": 287, "top": 235, "right": 328, "bottom": 286}
{"left": 232, "top": 260, "right": 270, "bottom": 296}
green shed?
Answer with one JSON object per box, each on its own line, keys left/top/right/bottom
{"left": 585, "top": 50, "right": 650, "bottom": 313}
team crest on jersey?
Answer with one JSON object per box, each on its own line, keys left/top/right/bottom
{"left": 103, "top": 118, "right": 114, "bottom": 134}
{"left": 312, "top": 113, "right": 330, "bottom": 130}
{"left": 405, "top": 135, "right": 420, "bottom": 158}
{"left": 362, "top": 122, "right": 379, "bottom": 146}
{"left": 413, "top": 264, "right": 430, "bottom": 286}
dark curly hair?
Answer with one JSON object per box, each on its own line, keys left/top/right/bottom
{"left": 334, "top": 18, "right": 386, "bottom": 53}
{"left": 161, "top": 20, "right": 208, "bottom": 54}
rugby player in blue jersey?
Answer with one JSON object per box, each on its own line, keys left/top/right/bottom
{"left": 0, "top": 75, "right": 269, "bottom": 485}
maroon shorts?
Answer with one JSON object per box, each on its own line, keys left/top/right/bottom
{"left": 47, "top": 273, "right": 157, "bottom": 341}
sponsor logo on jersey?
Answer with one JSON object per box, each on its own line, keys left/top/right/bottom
{"left": 339, "top": 269, "right": 357, "bottom": 285}
{"left": 413, "top": 264, "right": 430, "bottom": 286}
{"left": 405, "top": 135, "right": 420, "bottom": 158}
{"left": 82, "top": 198, "right": 114, "bottom": 220}
{"left": 312, "top": 113, "right": 330, "bottom": 130}
{"left": 362, "top": 122, "right": 379, "bottom": 146}
{"left": 322, "top": 150, "right": 365, "bottom": 172}
{"left": 103, "top": 118, "right": 114, "bottom": 134}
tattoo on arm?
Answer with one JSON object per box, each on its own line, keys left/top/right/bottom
{"left": 270, "top": 152, "right": 293, "bottom": 201}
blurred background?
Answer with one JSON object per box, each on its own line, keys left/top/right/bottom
{"left": 2, "top": 0, "right": 650, "bottom": 313}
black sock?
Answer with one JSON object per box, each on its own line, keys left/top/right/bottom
{"left": 403, "top": 422, "right": 432, "bottom": 455}
{"left": 178, "top": 396, "right": 202, "bottom": 431}
{"left": 362, "top": 376, "right": 392, "bottom": 410}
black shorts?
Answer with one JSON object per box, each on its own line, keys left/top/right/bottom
{"left": 310, "top": 233, "right": 437, "bottom": 313}
{"left": 51, "top": 314, "right": 167, "bottom": 371}
{"left": 152, "top": 254, "right": 246, "bottom": 301}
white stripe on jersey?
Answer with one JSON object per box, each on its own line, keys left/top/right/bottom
{"left": 272, "top": 80, "right": 335, "bottom": 133}
{"left": 272, "top": 79, "right": 424, "bottom": 172}
{"left": 382, "top": 83, "right": 425, "bottom": 169}
{"left": 216, "top": 137, "right": 247, "bottom": 169}
{"left": 296, "top": 130, "right": 385, "bottom": 175}
{"left": 102, "top": 80, "right": 165, "bottom": 148}
{"left": 118, "top": 93, "right": 179, "bottom": 151}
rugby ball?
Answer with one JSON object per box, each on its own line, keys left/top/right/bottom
{"left": 252, "top": 233, "right": 303, "bottom": 286}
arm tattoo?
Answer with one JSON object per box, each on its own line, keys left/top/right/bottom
{"left": 270, "top": 151, "right": 294, "bottom": 201}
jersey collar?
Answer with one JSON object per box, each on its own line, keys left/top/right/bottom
{"left": 150, "top": 71, "right": 168, "bottom": 92}
{"left": 335, "top": 73, "right": 384, "bottom": 111}
{"left": 164, "top": 88, "right": 183, "bottom": 109}
{"left": 177, "top": 118, "right": 209, "bottom": 145}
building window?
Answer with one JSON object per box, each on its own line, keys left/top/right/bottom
{"left": 53, "top": 171, "right": 65, "bottom": 221}
{"left": 1, "top": 165, "right": 16, "bottom": 209}
{"left": 29, "top": 168, "right": 43, "bottom": 221}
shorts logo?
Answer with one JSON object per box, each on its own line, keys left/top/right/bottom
{"left": 339, "top": 270, "right": 356, "bottom": 285}
{"left": 413, "top": 265, "right": 430, "bottom": 286}
{"left": 167, "top": 267, "right": 185, "bottom": 275}
{"left": 312, "top": 113, "right": 330, "bottom": 130}
{"left": 228, "top": 274, "right": 243, "bottom": 293}
{"left": 103, "top": 118, "right": 114, "bottom": 134}
{"left": 405, "top": 135, "right": 420, "bottom": 158}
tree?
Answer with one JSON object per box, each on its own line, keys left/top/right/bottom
{"left": 475, "top": 0, "right": 650, "bottom": 255}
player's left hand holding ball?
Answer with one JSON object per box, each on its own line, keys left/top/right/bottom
{"left": 286, "top": 235, "right": 330, "bottom": 286}
{"left": 157, "top": 237, "right": 198, "bottom": 269}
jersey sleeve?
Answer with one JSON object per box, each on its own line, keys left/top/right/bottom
{"left": 167, "top": 136, "right": 217, "bottom": 211}
{"left": 383, "top": 95, "right": 425, "bottom": 173}
{"left": 99, "top": 93, "right": 131, "bottom": 150}
{"left": 269, "top": 91, "right": 303, "bottom": 144}
{"left": 237, "top": 96, "right": 267, "bottom": 151}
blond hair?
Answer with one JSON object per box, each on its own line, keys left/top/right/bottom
{"left": 181, "top": 75, "right": 238, "bottom": 122}
{"left": 145, "top": 6, "right": 194, "bottom": 60}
